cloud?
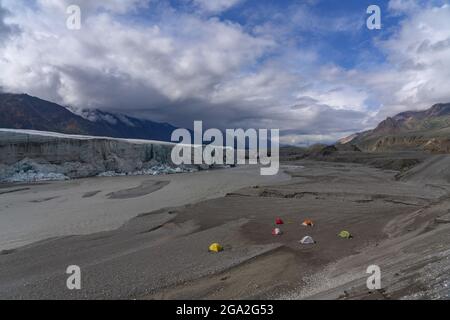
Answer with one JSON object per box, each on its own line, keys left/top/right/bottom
{"left": 367, "top": 3, "right": 450, "bottom": 119}
{"left": 0, "top": 1, "right": 274, "bottom": 121}
{"left": 0, "top": 0, "right": 377, "bottom": 145}
{"left": 191, "top": 0, "right": 243, "bottom": 14}
{"left": 0, "top": 1, "right": 18, "bottom": 42}
{"left": 388, "top": 0, "right": 421, "bottom": 14}
{"left": 35, "top": 0, "right": 151, "bottom": 14}
{"left": 0, "top": 0, "right": 449, "bottom": 146}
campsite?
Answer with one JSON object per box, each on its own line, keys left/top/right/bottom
{"left": 2, "top": 155, "right": 448, "bottom": 299}
{"left": 1, "top": 0, "right": 450, "bottom": 303}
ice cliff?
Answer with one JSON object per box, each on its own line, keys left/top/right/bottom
{"left": 0, "top": 129, "right": 191, "bottom": 182}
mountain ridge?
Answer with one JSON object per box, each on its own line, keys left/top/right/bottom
{"left": 340, "top": 103, "right": 450, "bottom": 153}
{"left": 0, "top": 93, "right": 177, "bottom": 142}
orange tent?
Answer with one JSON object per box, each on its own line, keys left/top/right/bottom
{"left": 302, "top": 219, "right": 314, "bottom": 227}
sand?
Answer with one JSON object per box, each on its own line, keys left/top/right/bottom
{"left": 1, "top": 157, "right": 450, "bottom": 299}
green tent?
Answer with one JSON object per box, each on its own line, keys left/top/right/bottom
{"left": 338, "top": 230, "right": 352, "bottom": 239}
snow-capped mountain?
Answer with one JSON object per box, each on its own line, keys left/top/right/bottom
{"left": 0, "top": 93, "right": 178, "bottom": 142}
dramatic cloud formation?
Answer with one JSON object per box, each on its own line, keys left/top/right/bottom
{"left": 0, "top": 0, "right": 449, "bottom": 145}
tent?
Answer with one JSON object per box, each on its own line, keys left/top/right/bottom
{"left": 338, "top": 230, "right": 352, "bottom": 239}
{"left": 300, "top": 236, "right": 315, "bottom": 244}
{"left": 272, "top": 228, "right": 282, "bottom": 236}
{"left": 275, "top": 218, "right": 284, "bottom": 225}
{"left": 302, "top": 219, "right": 314, "bottom": 227}
{"left": 209, "top": 243, "right": 223, "bottom": 252}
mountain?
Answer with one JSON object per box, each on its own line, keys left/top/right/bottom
{"left": 68, "top": 107, "right": 178, "bottom": 142}
{"left": 0, "top": 93, "right": 178, "bottom": 142}
{"left": 341, "top": 103, "right": 450, "bottom": 153}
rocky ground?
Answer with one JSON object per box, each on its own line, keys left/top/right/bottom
{"left": 1, "top": 152, "right": 449, "bottom": 299}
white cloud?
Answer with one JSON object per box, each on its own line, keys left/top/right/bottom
{"left": 388, "top": 0, "right": 421, "bottom": 14}
{"left": 191, "top": 0, "right": 243, "bottom": 13}
{"left": 369, "top": 4, "right": 450, "bottom": 118}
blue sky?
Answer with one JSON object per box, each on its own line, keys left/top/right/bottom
{"left": 1, "top": 0, "right": 450, "bottom": 145}
{"left": 152, "top": 0, "right": 398, "bottom": 69}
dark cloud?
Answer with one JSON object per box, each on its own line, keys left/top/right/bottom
{"left": 0, "top": 3, "right": 18, "bottom": 42}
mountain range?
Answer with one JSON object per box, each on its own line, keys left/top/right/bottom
{"left": 341, "top": 103, "right": 450, "bottom": 153}
{"left": 0, "top": 93, "right": 177, "bottom": 142}
{"left": 2, "top": 93, "right": 450, "bottom": 152}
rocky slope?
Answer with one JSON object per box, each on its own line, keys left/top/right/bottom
{"left": 341, "top": 103, "right": 450, "bottom": 152}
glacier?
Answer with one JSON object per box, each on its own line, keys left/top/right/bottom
{"left": 0, "top": 129, "right": 197, "bottom": 182}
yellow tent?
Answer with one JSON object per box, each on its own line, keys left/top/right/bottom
{"left": 209, "top": 243, "right": 223, "bottom": 253}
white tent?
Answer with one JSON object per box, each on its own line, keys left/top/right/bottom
{"left": 272, "top": 228, "right": 282, "bottom": 236}
{"left": 300, "top": 236, "right": 315, "bottom": 245}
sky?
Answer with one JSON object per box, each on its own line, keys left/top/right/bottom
{"left": 0, "top": 0, "right": 449, "bottom": 145}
